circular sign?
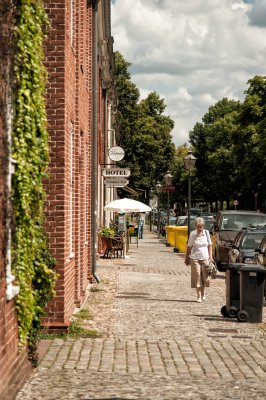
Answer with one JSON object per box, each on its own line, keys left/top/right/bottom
{"left": 108, "top": 146, "right": 125, "bottom": 161}
{"left": 233, "top": 200, "right": 238, "bottom": 206}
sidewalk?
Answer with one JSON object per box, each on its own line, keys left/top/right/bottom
{"left": 16, "top": 229, "right": 266, "bottom": 399}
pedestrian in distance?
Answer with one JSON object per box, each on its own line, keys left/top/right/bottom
{"left": 184, "top": 217, "right": 213, "bottom": 303}
{"left": 138, "top": 213, "right": 144, "bottom": 239}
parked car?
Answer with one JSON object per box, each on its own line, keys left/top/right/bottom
{"left": 254, "top": 235, "right": 266, "bottom": 300}
{"left": 176, "top": 215, "right": 213, "bottom": 232}
{"left": 255, "top": 235, "right": 266, "bottom": 267}
{"left": 190, "top": 208, "right": 202, "bottom": 217}
{"left": 228, "top": 227, "right": 266, "bottom": 264}
{"left": 211, "top": 210, "right": 266, "bottom": 271}
{"left": 204, "top": 219, "right": 215, "bottom": 232}
{"left": 201, "top": 212, "right": 215, "bottom": 221}
{"left": 175, "top": 216, "right": 187, "bottom": 226}
{"left": 160, "top": 215, "right": 177, "bottom": 237}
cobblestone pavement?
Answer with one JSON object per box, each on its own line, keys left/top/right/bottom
{"left": 16, "top": 230, "right": 266, "bottom": 399}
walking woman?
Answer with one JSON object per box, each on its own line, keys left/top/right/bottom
{"left": 185, "top": 217, "right": 212, "bottom": 302}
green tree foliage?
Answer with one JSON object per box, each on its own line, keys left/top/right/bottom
{"left": 170, "top": 145, "right": 190, "bottom": 206}
{"left": 188, "top": 77, "right": 266, "bottom": 211}
{"left": 114, "top": 52, "right": 175, "bottom": 200}
{"left": 232, "top": 76, "right": 266, "bottom": 209}
{"left": 114, "top": 52, "right": 140, "bottom": 144}
{"left": 190, "top": 98, "right": 241, "bottom": 207}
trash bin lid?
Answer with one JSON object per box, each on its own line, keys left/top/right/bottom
{"left": 224, "top": 263, "right": 241, "bottom": 270}
{"left": 237, "top": 264, "right": 266, "bottom": 273}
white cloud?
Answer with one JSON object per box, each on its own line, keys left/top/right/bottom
{"left": 111, "top": 0, "right": 266, "bottom": 146}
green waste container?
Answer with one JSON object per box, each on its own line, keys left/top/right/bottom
{"left": 221, "top": 263, "right": 240, "bottom": 318}
{"left": 236, "top": 264, "right": 266, "bottom": 323}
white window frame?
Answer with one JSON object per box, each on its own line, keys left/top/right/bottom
{"left": 69, "top": 123, "right": 74, "bottom": 258}
{"left": 70, "top": 0, "right": 75, "bottom": 48}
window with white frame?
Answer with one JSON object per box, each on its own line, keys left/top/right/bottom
{"left": 70, "top": 0, "right": 75, "bottom": 47}
{"left": 70, "top": 123, "right": 74, "bottom": 257}
{"left": 85, "top": 141, "right": 89, "bottom": 244}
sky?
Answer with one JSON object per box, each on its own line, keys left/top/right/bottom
{"left": 111, "top": 0, "right": 266, "bottom": 146}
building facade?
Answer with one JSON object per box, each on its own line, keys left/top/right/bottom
{"left": 42, "top": 0, "right": 116, "bottom": 328}
{"left": 0, "top": 0, "right": 117, "bottom": 396}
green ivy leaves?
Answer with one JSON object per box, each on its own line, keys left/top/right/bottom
{"left": 12, "top": 0, "right": 57, "bottom": 361}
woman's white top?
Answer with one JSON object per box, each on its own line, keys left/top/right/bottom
{"left": 188, "top": 229, "right": 212, "bottom": 260}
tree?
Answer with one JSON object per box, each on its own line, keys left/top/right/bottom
{"left": 189, "top": 98, "right": 240, "bottom": 209}
{"left": 114, "top": 53, "right": 175, "bottom": 201}
{"left": 114, "top": 52, "right": 140, "bottom": 144}
{"left": 232, "top": 76, "right": 266, "bottom": 210}
{"left": 169, "top": 145, "right": 189, "bottom": 210}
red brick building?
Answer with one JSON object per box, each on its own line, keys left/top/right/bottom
{"left": 0, "top": 0, "right": 116, "bottom": 397}
{"left": 42, "top": 0, "right": 116, "bottom": 329}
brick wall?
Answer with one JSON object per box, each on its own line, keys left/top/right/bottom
{"left": 43, "top": 0, "right": 93, "bottom": 327}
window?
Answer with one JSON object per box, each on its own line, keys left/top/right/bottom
{"left": 242, "top": 233, "right": 266, "bottom": 249}
{"left": 70, "top": 0, "right": 75, "bottom": 47}
{"left": 85, "top": 141, "right": 89, "bottom": 244}
{"left": 70, "top": 123, "right": 74, "bottom": 257}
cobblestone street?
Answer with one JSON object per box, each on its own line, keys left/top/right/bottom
{"left": 16, "top": 230, "right": 266, "bottom": 399}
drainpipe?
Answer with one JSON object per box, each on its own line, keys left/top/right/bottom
{"left": 91, "top": 0, "right": 100, "bottom": 283}
{"left": 103, "top": 95, "right": 108, "bottom": 227}
{"left": 6, "top": 76, "right": 20, "bottom": 301}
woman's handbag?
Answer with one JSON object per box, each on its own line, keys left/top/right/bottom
{"left": 206, "top": 259, "right": 218, "bottom": 279}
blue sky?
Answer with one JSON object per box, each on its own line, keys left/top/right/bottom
{"left": 111, "top": 0, "right": 266, "bottom": 146}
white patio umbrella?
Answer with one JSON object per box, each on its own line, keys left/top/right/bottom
{"left": 104, "top": 198, "right": 151, "bottom": 213}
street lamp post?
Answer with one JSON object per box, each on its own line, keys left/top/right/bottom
{"left": 164, "top": 171, "right": 173, "bottom": 227}
{"left": 184, "top": 151, "right": 196, "bottom": 239}
{"left": 149, "top": 189, "right": 155, "bottom": 232}
{"left": 155, "top": 182, "right": 162, "bottom": 236}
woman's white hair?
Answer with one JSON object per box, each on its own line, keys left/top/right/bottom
{"left": 194, "top": 217, "right": 205, "bottom": 226}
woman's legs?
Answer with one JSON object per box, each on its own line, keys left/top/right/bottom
{"left": 191, "top": 260, "right": 208, "bottom": 302}
{"left": 196, "top": 287, "right": 202, "bottom": 301}
{"left": 200, "top": 287, "right": 205, "bottom": 299}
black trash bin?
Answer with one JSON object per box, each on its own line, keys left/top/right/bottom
{"left": 236, "top": 264, "right": 266, "bottom": 323}
{"left": 221, "top": 263, "right": 240, "bottom": 318}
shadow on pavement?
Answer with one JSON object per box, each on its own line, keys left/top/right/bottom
{"left": 116, "top": 296, "right": 197, "bottom": 303}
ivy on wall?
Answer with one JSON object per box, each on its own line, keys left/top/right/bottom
{"left": 12, "top": 0, "right": 57, "bottom": 363}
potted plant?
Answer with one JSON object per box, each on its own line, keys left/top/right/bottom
{"left": 98, "top": 227, "right": 116, "bottom": 237}
{"left": 97, "top": 227, "right": 116, "bottom": 257}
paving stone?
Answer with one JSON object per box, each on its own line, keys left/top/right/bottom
{"left": 16, "top": 230, "right": 266, "bottom": 399}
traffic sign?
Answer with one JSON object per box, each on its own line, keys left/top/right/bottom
{"left": 102, "top": 168, "right": 130, "bottom": 177}
{"left": 150, "top": 199, "right": 158, "bottom": 208}
{"left": 162, "top": 186, "right": 176, "bottom": 192}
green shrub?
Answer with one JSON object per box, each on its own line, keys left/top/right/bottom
{"left": 98, "top": 227, "right": 116, "bottom": 237}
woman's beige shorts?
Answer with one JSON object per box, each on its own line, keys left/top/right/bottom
{"left": 190, "top": 259, "right": 210, "bottom": 288}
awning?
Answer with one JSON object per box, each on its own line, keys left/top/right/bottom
{"left": 122, "top": 186, "right": 139, "bottom": 196}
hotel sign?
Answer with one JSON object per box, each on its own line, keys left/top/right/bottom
{"left": 102, "top": 168, "right": 131, "bottom": 177}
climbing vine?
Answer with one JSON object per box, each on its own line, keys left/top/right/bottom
{"left": 12, "top": 0, "right": 57, "bottom": 363}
